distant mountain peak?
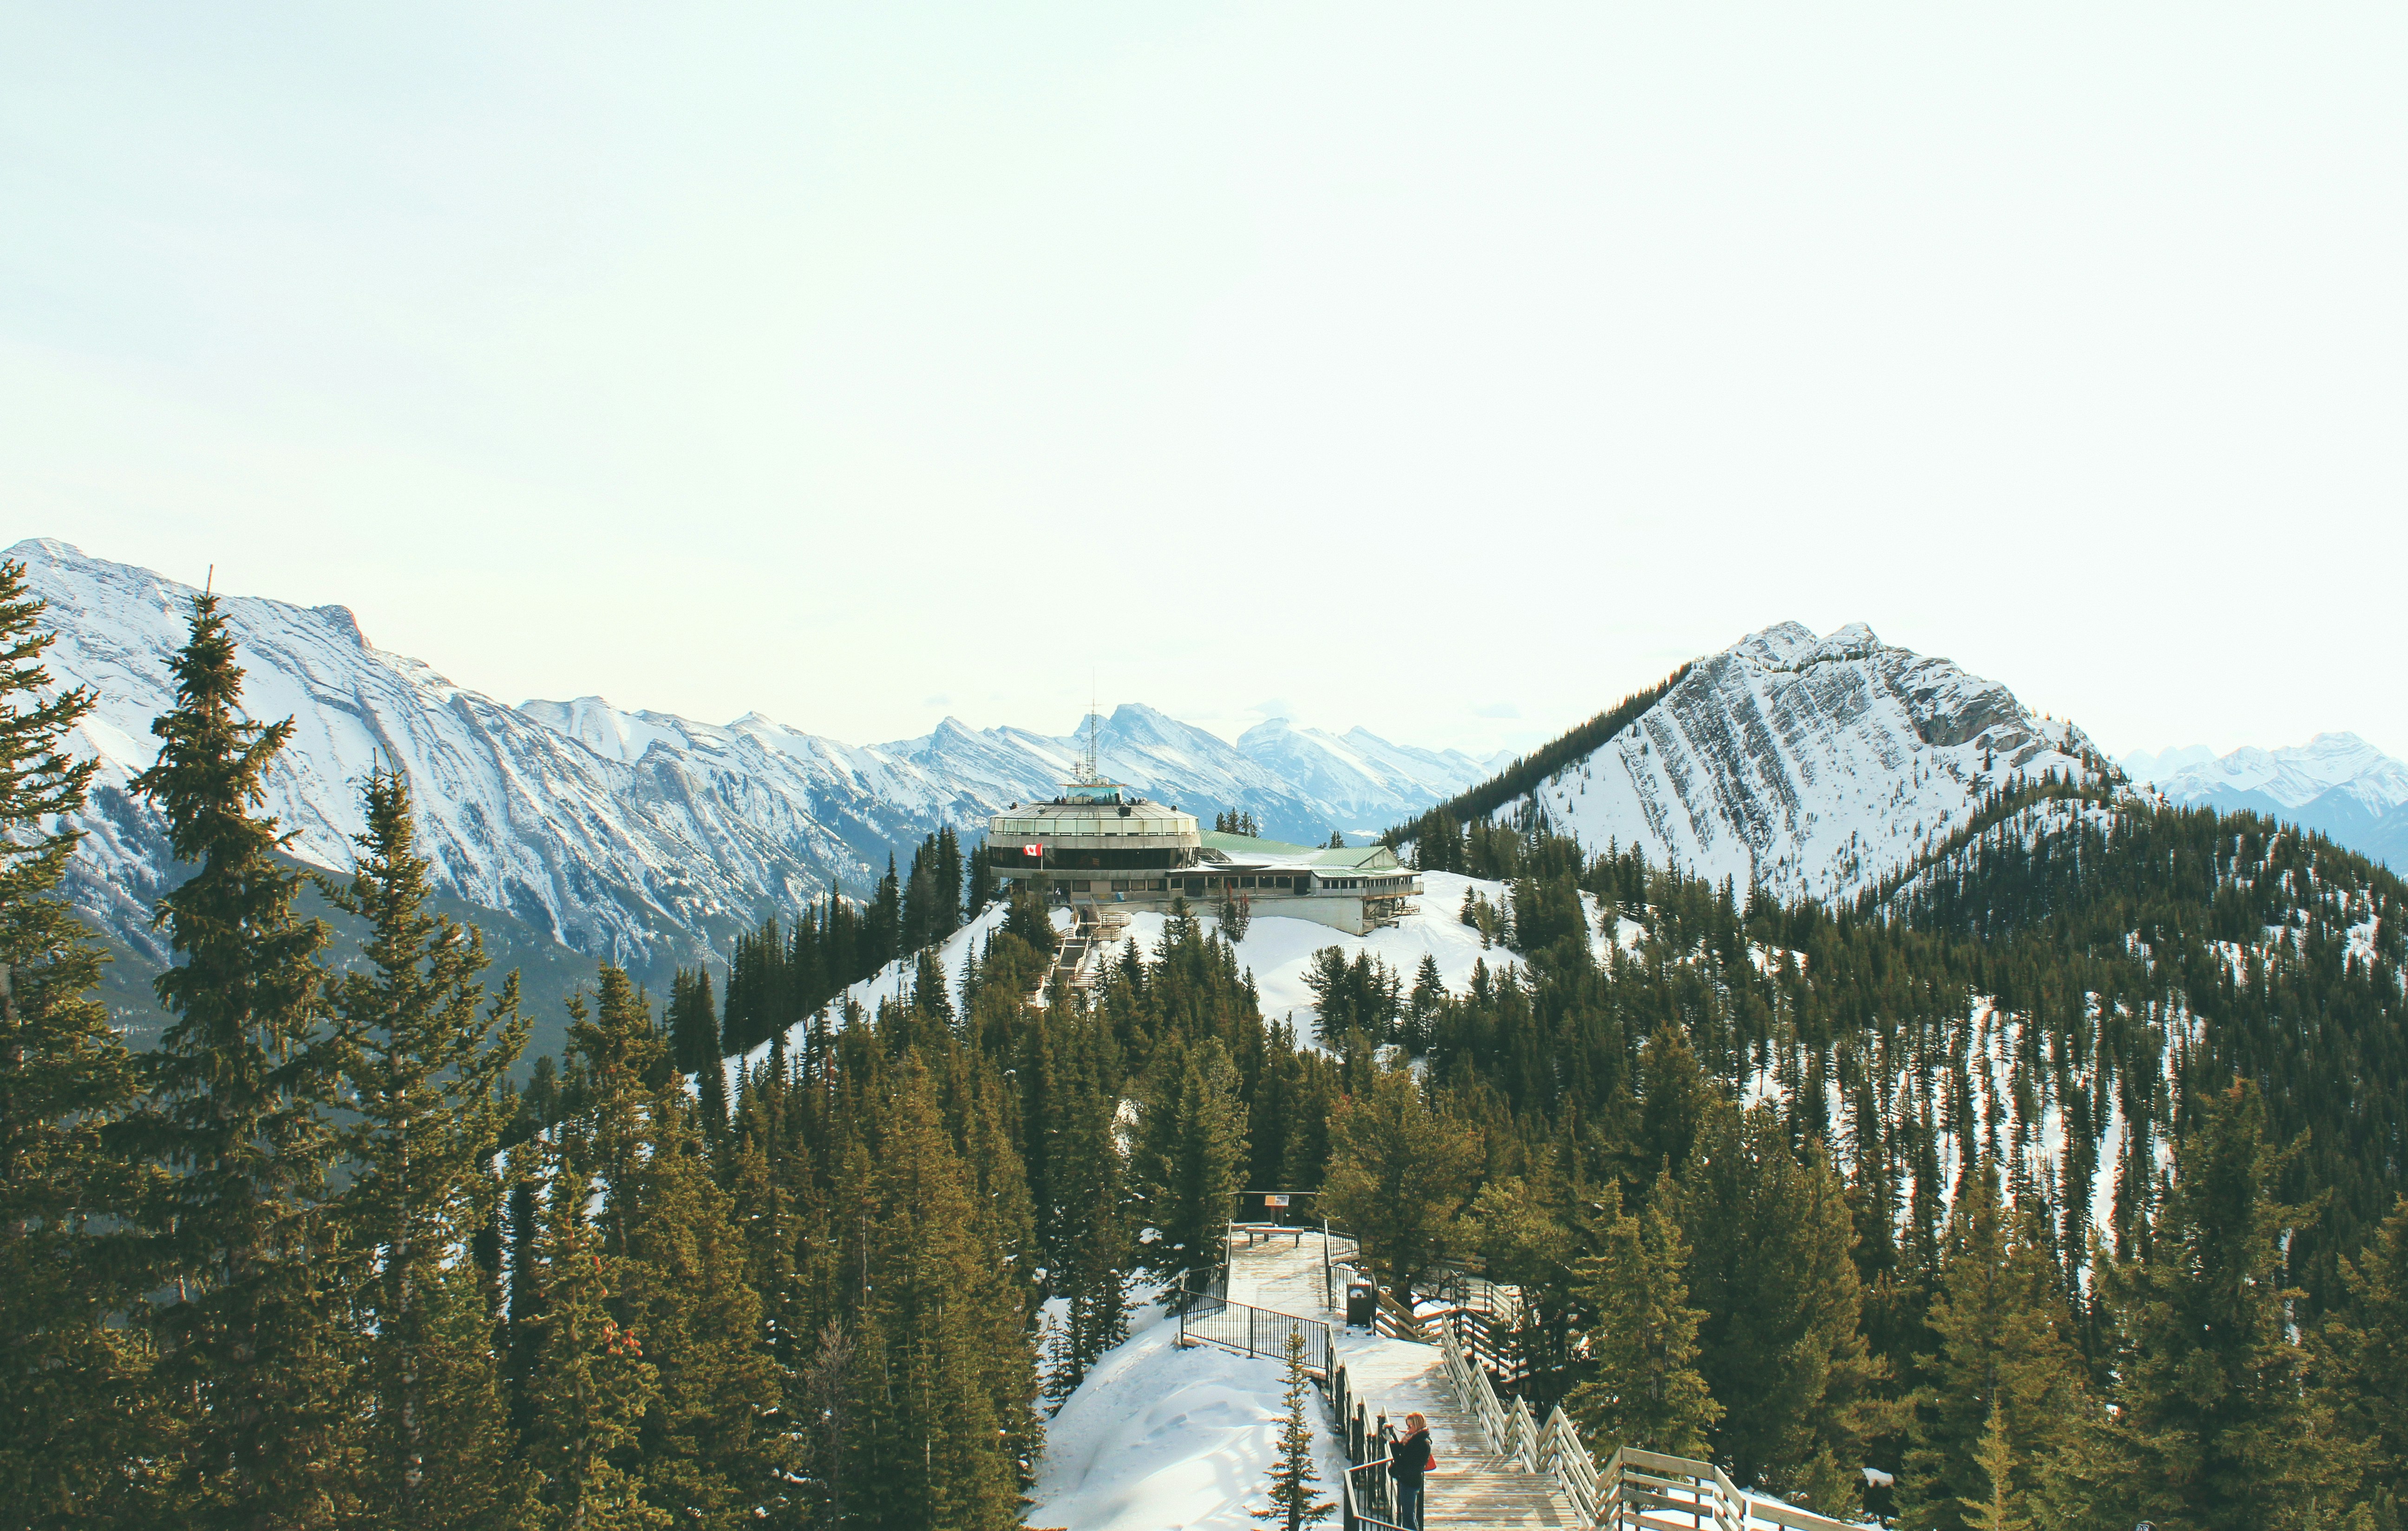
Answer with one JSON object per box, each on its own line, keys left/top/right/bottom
{"left": 1480, "top": 623, "right": 2103, "bottom": 902}
{"left": 2135, "top": 734, "right": 2408, "bottom": 872}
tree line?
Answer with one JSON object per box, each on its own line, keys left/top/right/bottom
{"left": 1308, "top": 802, "right": 2408, "bottom": 1527}
{"left": 0, "top": 566, "right": 1327, "bottom": 1529}
{"left": 9, "top": 553, "right": 2408, "bottom": 1530}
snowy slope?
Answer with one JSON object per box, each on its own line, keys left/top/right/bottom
{"left": 726, "top": 873, "right": 1566, "bottom": 1078}
{"left": 1027, "top": 1299, "right": 1349, "bottom": 1531}
{"left": 14, "top": 539, "right": 1482, "bottom": 991}
{"left": 1499, "top": 623, "right": 2106, "bottom": 903}
{"left": 2132, "top": 733, "right": 2408, "bottom": 872}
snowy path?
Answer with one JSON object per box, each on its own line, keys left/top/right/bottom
{"left": 1223, "top": 1235, "right": 1573, "bottom": 1528}
{"left": 1224, "top": 1225, "right": 1348, "bottom": 1317}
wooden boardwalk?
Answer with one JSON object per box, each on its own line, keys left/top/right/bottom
{"left": 1226, "top": 1231, "right": 1575, "bottom": 1529}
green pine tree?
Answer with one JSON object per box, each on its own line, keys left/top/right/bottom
{"left": 567, "top": 966, "right": 671, "bottom": 1256}
{"left": 120, "top": 587, "right": 353, "bottom": 1527}
{"left": 1049, "top": 1050, "right": 1130, "bottom": 1394}
{"left": 965, "top": 841, "right": 998, "bottom": 921}
{"left": 618, "top": 1083, "right": 785, "bottom": 1529}
{"left": 519, "top": 1139, "right": 666, "bottom": 1531}
{"left": 322, "top": 766, "right": 532, "bottom": 1528}
{"left": 843, "top": 1056, "right": 1025, "bottom": 1531}
{"left": 1131, "top": 1038, "right": 1250, "bottom": 1293}
{"left": 2325, "top": 1194, "right": 2408, "bottom": 1523}
{"left": 0, "top": 556, "right": 169, "bottom": 1529}
{"left": 1252, "top": 1327, "right": 1335, "bottom": 1529}
{"left": 1679, "top": 1100, "right": 1898, "bottom": 1518}
{"left": 665, "top": 968, "right": 726, "bottom": 1139}
{"left": 2100, "top": 1079, "right": 2364, "bottom": 1529}
{"left": 1894, "top": 1162, "right": 2100, "bottom": 1531}
{"left": 1566, "top": 1171, "right": 1721, "bottom": 1458}
{"left": 1319, "top": 1063, "right": 1478, "bottom": 1298}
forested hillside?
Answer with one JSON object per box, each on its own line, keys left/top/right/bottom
{"left": 8, "top": 564, "right": 2405, "bottom": 1530}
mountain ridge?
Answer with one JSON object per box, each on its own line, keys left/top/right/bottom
{"left": 12, "top": 539, "right": 1484, "bottom": 1008}
{"left": 2127, "top": 732, "right": 2408, "bottom": 873}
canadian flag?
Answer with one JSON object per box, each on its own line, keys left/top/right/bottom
{"left": 1023, "top": 844, "right": 1042, "bottom": 857}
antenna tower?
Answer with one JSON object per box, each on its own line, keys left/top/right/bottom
{"left": 1085, "top": 679, "right": 1099, "bottom": 781}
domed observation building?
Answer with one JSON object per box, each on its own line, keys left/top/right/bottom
{"left": 985, "top": 763, "right": 1421, "bottom": 936}
{"left": 986, "top": 771, "right": 1203, "bottom": 893}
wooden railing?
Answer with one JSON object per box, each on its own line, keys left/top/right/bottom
{"left": 1422, "top": 1301, "right": 1527, "bottom": 1387}
{"left": 1340, "top": 1458, "right": 1411, "bottom": 1531}
{"left": 1364, "top": 1288, "right": 1424, "bottom": 1342}
{"left": 1429, "top": 1312, "right": 1859, "bottom": 1531}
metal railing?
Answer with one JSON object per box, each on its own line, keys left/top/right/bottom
{"left": 1331, "top": 1359, "right": 1409, "bottom": 1531}
{"left": 1172, "top": 1277, "right": 1331, "bottom": 1378}
{"left": 1341, "top": 1456, "right": 1412, "bottom": 1531}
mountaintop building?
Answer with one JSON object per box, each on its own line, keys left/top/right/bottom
{"left": 984, "top": 758, "right": 1420, "bottom": 935}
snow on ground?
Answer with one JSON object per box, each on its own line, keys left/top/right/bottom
{"left": 730, "top": 869, "right": 1609, "bottom": 1076}
{"left": 1027, "top": 1300, "right": 1348, "bottom": 1531}
{"left": 724, "top": 900, "right": 1014, "bottom": 1083}
{"left": 1114, "top": 871, "right": 1545, "bottom": 1036}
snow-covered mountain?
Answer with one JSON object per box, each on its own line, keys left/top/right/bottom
{"left": 13, "top": 539, "right": 1481, "bottom": 996}
{"left": 1235, "top": 717, "right": 1488, "bottom": 824}
{"left": 2127, "top": 733, "right": 2408, "bottom": 872}
{"left": 1474, "top": 622, "right": 2107, "bottom": 902}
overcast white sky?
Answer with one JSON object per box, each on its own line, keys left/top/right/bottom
{"left": 5, "top": 5, "right": 2403, "bottom": 762}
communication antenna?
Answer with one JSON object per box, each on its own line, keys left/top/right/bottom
{"left": 1086, "top": 676, "right": 1099, "bottom": 782}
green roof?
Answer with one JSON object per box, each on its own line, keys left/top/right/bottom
{"left": 1312, "top": 844, "right": 1401, "bottom": 869}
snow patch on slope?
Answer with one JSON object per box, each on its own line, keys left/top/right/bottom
{"left": 1027, "top": 1301, "right": 1347, "bottom": 1531}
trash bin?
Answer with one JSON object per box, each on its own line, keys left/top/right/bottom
{"left": 1345, "top": 1278, "right": 1377, "bottom": 1328}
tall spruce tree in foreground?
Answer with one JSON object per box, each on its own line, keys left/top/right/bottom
{"left": 1679, "top": 1100, "right": 1897, "bottom": 1518}
{"left": 519, "top": 1134, "right": 665, "bottom": 1531}
{"left": 121, "top": 587, "right": 352, "bottom": 1527}
{"left": 1894, "top": 1162, "right": 2103, "bottom": 1531}
{"left": 618, "top": 1080, "right": 785, "bottom": 1529}
{"left": 1047, "top": 1039, "right": 1130, "bottom": 1397}
{"left": 1131, "top": 1038, "right": 1250, "bottom": 1294}
{"left": 2100, "top": 1079, "right": 2362, "bottom": 1529}
{"left": 322, "top": 767, "right": 532, "bottom": 1527}
{"left": 0, "top": 557, "right": 167, "bottom": 1528}
{"left": 1252, "top": 1327, "right": 1335, "bottom": 1530}
{"left": 1320, "top": 1063, "right": 1478, "bottom": 1297}
{"left": 844, "top": 1056, "right": 1027, "bottom": 1531}
{"left": 1566, "top": 1171, "right": 1720, "bottom": 1458}
{"left": 2325, "top": 1194, "right": 2408, "bottom": 1528}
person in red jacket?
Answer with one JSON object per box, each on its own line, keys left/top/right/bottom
{"left": 1388, "top": 1413, "right": 1436, "bottom": 1530}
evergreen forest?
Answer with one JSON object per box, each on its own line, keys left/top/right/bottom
{"left": 7, "top": 562, "right": 2408, "bottom": 1530}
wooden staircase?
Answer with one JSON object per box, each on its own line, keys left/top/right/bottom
{"left": 1031, "top": 900, "right": 1130, "bottom": 1004}
{"left": 1223, "top": 1234, "right": 1866, "bottom": 1531}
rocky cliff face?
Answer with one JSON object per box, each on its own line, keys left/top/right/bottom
{"left": 1516, "top": 623, "right": 2105, "bottom": 901}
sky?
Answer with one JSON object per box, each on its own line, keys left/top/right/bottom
{"left": 5, "top": 5, "right": 2404, "bottom": 763}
